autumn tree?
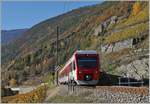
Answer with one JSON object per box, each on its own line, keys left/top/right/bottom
{"left": 132, "top": 2, "right": 141, "bottom": 15}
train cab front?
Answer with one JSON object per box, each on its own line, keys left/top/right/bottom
{"left": 75, "top": 53, "right": 100, "bottom": 85}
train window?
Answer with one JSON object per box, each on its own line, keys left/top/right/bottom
{"left": 77, "top": 57, "right": 97, "bottom": 68}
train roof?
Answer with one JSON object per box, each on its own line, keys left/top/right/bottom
{"left": 75, "top": 50, "right": 97, "bottom": 54}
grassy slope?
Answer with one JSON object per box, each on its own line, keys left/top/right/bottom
{"left": 104, "top": 4, "right": 149, "bottom": 44}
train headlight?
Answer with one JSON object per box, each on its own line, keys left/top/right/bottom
{"left": 86, "top": 75, "right": 89, "bottom": 79}
{"left": 85, "top": 75, "right": 92, "bottom": 81}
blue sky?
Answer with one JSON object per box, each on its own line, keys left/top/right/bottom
{"left": 2, "top": 1, "right": 103, "bottom": 30}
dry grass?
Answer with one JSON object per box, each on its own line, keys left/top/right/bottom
{"left": 48, "top": 95, "right": 93, "bottom": 103}
{"left": 48, "top": 88, "right": 94, "bottom": 103}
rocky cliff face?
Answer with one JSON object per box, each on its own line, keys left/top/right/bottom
{"left": 115, "top": 57, "right": 148, "bottom": 80}
{"left": 93, "top": 2, "right": 149, "bottom": 80}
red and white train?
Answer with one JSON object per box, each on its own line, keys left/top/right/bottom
{"left": 58, "top": 50, "right": 100, "bottom": 85}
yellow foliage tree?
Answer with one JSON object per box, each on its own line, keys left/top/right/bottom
{"left": 132, "top": 2, "right": 141, "bottom": 15}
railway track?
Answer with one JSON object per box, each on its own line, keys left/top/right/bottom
{"left": 66, "top": 84, "right": 149, "bottom": 96}
{"left": 58, "top": 85, "right": 149, "bottom": 103}
{"left": 96, "top": 86, "right": 149, "bottom": 96}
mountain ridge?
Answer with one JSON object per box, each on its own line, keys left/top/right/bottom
{"left": 1, "top": 29, "right": 28, "bottom": 45}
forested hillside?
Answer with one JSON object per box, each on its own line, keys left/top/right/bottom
{"left": 1, "top": 1, "right": 149, "bottom": 87}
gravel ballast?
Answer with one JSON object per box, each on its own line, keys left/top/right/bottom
{"left": 56, "top": 85, "right": 149, "bottom": 103}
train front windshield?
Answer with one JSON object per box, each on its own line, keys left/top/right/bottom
{"left": 77, "top": 57, "right": 97, "bottom": 69}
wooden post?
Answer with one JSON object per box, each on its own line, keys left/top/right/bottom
{"left": 56, "top": 26, "right": 59, "bottom": 85}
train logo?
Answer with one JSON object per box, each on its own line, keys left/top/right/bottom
{"left": 58, "top": 50, "right": 100, "bottom": 85}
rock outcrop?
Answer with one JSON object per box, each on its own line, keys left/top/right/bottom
{"left": 94, "top": 24, "right": 104, "bottom": 36}
{"left": 101, "top": 39, "right": 133, "bottom": 53}
{"left": 94, "top": 15, "right": 118, "bottom": 36}
{"left": 115, "top": 58, "right": 149, "bottom": 80}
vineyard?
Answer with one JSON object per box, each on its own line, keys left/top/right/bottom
{"left": 105, "top": 22, "right": 148, "bottom": 44}
{"left": 1, "top": 85, "right": 48, "bottom": 103}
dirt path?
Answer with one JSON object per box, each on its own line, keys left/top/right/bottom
{"left": 44, "top": 86, "right": 60, "bottom": 102}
